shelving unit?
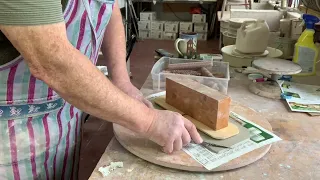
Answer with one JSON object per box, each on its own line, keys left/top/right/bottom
{"left": 128, "top": 0, "right": 219, "bottom": 39}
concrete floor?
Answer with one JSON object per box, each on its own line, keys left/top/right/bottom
{"left": 78, "top": 39, "right": 220, "bottom": 179}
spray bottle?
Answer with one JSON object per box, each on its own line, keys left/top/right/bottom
{"left": 314, "top": 23, "right": 320, "bottom": 72}
{"left": 293, "top": 14, "right": 319, "bottom": 76}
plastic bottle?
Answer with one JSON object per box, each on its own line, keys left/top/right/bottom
{"left": 293, "top": 14, "right": 319, "bottom": 76}
{"left": 314, "top": 23, "right": 320, "bottom": 72}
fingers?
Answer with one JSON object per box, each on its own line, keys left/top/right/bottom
{"left": 163, "top": 139, "right": 174, "bottom": 154}
{"left": 164, "top": 137, "right": 183, "bottom": 154}
{"left": 173, "top": 138, "right": 183, "bottom": 152}
{"left": 182, "top": 128, "right": 191, "bottom": 146}
{"left": 183, "top": 118, "right": 203, "bottom": 144}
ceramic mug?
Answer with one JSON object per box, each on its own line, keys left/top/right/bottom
{"left": 174, "top": 32, "right": 198, "bottom": 59}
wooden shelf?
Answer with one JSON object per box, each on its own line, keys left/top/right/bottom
{"left": 298, "top": 5, "right": 320, "bottom": 17}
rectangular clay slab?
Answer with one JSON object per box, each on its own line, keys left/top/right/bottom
{"left": 166, "top": 77, "right": 231, "bottom": 130}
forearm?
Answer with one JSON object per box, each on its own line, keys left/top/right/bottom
{"left": 0, "top": 23, "right": 153, "bottom": 134}
{"left": 49, "top": 47, "right": 152, "bottom": 132}
{"left": 101, "top": 1, "right": 130, "bottom": 84}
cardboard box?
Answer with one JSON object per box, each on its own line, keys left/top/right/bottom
{"left": 179, "top": 22, "right": 193, "bottom": 32}
{"left": 151, "top": 21, "right": 164, "bottom": 31}
{"left": 198, "top": 33, "right": 207, "bottom": 41}
{"left": 163, "top": 32, "right": 178, "bottom": 40}
{"left": 139, "top": 30, "right": 151, "bottom": 39}
{"left": 138, "top": 21, "right": 151, "bottom": 30}
{"left": 192, "top": 14, "right": 206, "bottom": 23}
{"left": 140, "top": 12, "right": 156, "bottom": 21}
{"left": 151, "top": 31, "right": 163, "bottom": 39}
{"left": 164, "top": 21, "right": 179, "bottom": 33}
{"left": 194, "top": 23, "right": 208, "bottom": 32}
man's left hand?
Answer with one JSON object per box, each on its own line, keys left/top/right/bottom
{"left": 114, "top": 81, "right": 154, "bottom": 108}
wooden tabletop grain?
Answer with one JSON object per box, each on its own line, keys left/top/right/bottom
{"left": 89, "top": 70, "right": 320, "bottom": 180}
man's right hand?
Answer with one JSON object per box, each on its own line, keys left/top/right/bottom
{"left": 145, "top": 110, "right": 203, "bottom": 154}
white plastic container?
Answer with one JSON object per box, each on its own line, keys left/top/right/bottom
{"left": 235, "top": 20, "right": 270, "bottom": 54}
{"left": 228, "top": 18, "right": 256, "bottom": 29}
{"left": 151, "top": 57, "right": 230, "bottom": 94}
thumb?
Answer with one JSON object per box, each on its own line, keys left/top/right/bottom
{"left": 142, "top": 98, "right": 154, "bottom": 109}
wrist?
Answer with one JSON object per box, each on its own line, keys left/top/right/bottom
{"left": 137, "top": 107, "right": 157, "bottom": 134}
{"left": 112, "top": 76, "right": 131, "bottom": 86}
{"left": 110, "top": 68, "right": 131, "bottom": 85}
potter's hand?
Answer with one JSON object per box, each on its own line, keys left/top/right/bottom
{"left": 145, "top": 110, "right": 203, "bottom": 154}
{"left": 114, "top": 81, "right": 154, "bottom": 108}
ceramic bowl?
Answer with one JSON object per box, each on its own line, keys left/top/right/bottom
{"left": 266, "top": 47, "right": 283, "bottom": 58}
{"left": 221, "top": 45, "right": 254, "bottom": 68}
{"left": 221, "top": 45, "right": 283, "bottom": 68}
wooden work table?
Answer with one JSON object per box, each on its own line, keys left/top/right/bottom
{"left": 89, "top": 69, "right": 320, "bottom": 179}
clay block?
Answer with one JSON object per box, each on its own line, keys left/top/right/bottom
{"left": 154, "top": 96, "right": 185, "bottom": 115}
{"left": 166, "top": 77, "right": 230, "bottom": 130}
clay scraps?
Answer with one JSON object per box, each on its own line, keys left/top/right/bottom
{"left": 162, "top": 61, "right": 225, "bottom": 78}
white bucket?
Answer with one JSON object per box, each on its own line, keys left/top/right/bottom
{"left": 222, "top": 32, "right": 236, "bottom": 46}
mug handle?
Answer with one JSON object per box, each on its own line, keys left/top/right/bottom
{"left": 174, "top": 38, "right": 187, "bottom": 56}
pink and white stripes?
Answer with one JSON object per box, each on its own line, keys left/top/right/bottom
{"left": 0, "top": 0, "right": 114, "bottom": 179}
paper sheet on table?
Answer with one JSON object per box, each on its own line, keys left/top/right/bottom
{"left": 278, "top": 81, "right": 320, "bottom": 113}
{"left": 183, "top": 112, "right": 282, "bottom": 170}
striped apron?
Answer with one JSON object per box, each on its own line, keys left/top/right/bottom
{"left": 0, "top": 0, "right": 114, "bottom": 179}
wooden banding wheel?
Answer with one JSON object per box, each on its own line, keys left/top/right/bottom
{"left": 113, "top": 92, "right": 273, "bottom": 172}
